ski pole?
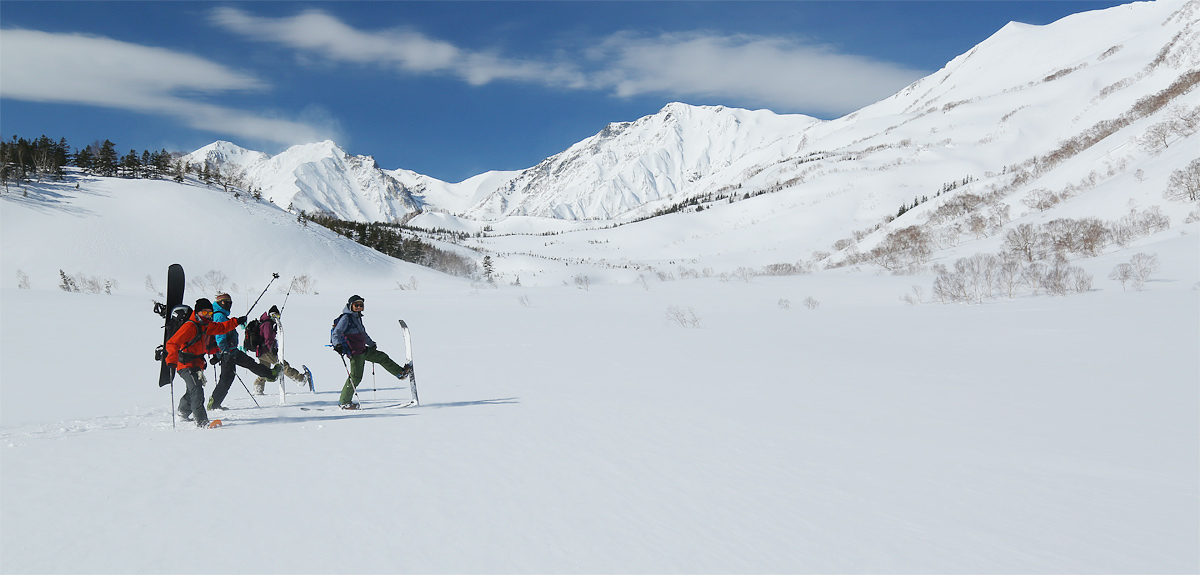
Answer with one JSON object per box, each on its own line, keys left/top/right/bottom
{"left": 235, "top": 373, "right": 261, "bottom": 408}
{"left": 170, "top": 381, "right": 176, "bottom": 430}
{"left": 338, "top": 353, "right": 361, "bottom": 403}
{"left": 371, "top": 363, "right": 377, "bottom": 400}
{"left": 246, "top": 273, "right": 280, "bottom": 316}
{"left": 279, "top": 278, "right": 294, "bottom": 315}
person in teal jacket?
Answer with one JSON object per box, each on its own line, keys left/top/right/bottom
{"left": 208, "top": 292, "right": 279, "bottom": 410}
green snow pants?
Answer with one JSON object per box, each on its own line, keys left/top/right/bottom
{"left": 339, "top": 348, "right": 406, "bottom": 405}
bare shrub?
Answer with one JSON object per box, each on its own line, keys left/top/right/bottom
{"left": 1004, "top": 223, "right": 1040, "bottom": 262}
{"left": 517, "top": 295, "right": 533, "bottom": 307}
{"left": 1130, "top": 252, "right": 1160, "bottom": 289}
{"left": 1022, "top": 188, "right": 1061, "bottom": 212}
{"left": 290, "top": 275, "right": 318, "bottom": 295}
{"left": 396, "top": 276, "right": 419, "bottom": 290}
{"left": 636, "top": 275, "right": 651, "bottom": 291}
{"left": 203, "top": 270, "right": 228, "bottom": 293}
{"left": 778, "top": 298, "right": 791, "bottom": 309}
{"left": 16, "top": 270, "right": 30, "bottom": 289}
{"left": 1164, "top": 158, "right": 1200, "bottom": 203}
{"left": 574, "top": 274, "right": 591, "bottom": 291}
{"left": 1108, "top": 263, "right": 1135, "bottom": 291}
{"left": 803, "top": 297, "right": 820, "bottom": 310}
{"left": 665, "top": 305, "right": 702, "bottom": 328}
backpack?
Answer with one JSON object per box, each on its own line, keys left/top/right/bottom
{"left": 243, "top": 318, "right": 262, "bottom": 353}
{"left": 330, "top": 312, "right": 351, "bottom": 350}
{"left": 154, "top": 304, "right": 198, "bottom": 361}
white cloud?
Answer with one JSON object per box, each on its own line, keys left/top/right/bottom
{"left": 0, "top": 28, "right": 337, "bottom": 145}
{"left": 210, "top": 7, "right": 585, "bottom": 88}
{"left": 587, "top": 32, "right": 929, "bottom": 116}
{"left": 209, "top": 8, "right": 927, "bottom": 116}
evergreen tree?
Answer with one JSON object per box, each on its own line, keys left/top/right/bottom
{"left": 483, "top": 255, "right": 495, "bottom": 283}
{"left": 95, "top": 140, "right": 118, "bottom": 177}
{"left": 119, "top": 149, "right": 141, "bottom": 178}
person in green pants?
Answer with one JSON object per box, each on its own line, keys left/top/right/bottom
{"left": 331, "top": 295, "right": 410, "bottom": 409}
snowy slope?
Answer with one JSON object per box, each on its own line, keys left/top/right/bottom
{"left": 0, "top": 173, "right": 454, "bottom": 296}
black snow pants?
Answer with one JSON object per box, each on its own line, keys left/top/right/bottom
{"left": 211, "top": 350, "right": 275, "bottom": 408}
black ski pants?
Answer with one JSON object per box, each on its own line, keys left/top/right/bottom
{"left": 211, "top": 349, "right": 274, "bottom": 407}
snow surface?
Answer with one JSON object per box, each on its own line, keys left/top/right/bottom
{"left": 1, "top": 170, "right": 1198, "bottom": 573}
{"left": 2, "top": 0, "right": 1199, "bottom": 571}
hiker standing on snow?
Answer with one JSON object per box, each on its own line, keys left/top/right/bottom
{"left": 248, "top": 305, "right": 311, "bottom": 394}
{"left": 332, "top": 295, "right": 410, "bottom": 410}
{"left": 208, "top": 293, "right": 279, "bottom": 410}
{"left": 166, "top": 298, "right": 243, "bottom": 427}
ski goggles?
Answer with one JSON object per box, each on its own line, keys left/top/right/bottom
{"left": 197, "top": 309, "right": 214, "bottom": 319}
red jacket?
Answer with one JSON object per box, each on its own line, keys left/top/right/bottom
{"left": 165, "top": 313, "right": 239, "bottom": 370}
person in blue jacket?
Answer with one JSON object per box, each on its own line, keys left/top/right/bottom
{"left": 332, "top": 295, "right": 409, "bottom": 409}
{"left": 208, "top": 292, "right": 279, "bottom": 410}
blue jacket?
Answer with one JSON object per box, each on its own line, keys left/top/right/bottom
{"left": 213, "top": 300, "right": 239, "bottom": 352}
{"left": 331, "top": 305, "right": 375, "bottom": 356}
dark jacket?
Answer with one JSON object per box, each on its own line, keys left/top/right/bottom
{"left": 331, "top": 305, "right": 375, "bottom": 357}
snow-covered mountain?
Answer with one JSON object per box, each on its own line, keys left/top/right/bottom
{"left": 187, "top": 0, "right": 1199, "bottom": 236}
{"left": 184, "top": 140, "right": 423, "bottom": 223}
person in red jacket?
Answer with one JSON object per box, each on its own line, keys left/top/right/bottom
{"left": 166, "top": 298, "right": 244, "bottom": 427}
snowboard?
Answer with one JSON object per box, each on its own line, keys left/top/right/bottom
{"left": 399, "top": 319, "right": 419, "bottom": 406}
{"left": 157, "top": 264, "right": 185, "bottom": 387}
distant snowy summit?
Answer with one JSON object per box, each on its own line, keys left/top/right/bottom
{"left": 184, "top": 140, "right": 422, "bottom": 223}
{"left": 186, "top": 0, "right": 1200, "bottom": 224}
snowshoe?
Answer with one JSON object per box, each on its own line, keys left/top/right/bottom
{"left": 339, "top": 402, "right": 360, "bottom": 410}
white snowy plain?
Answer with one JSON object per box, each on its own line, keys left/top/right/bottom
{"left": 1, "top": 175, "right": 1197, "bottom": 573}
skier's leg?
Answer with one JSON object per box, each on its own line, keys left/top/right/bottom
{"left": 210, "top": 352, "right": 236, "bottom": 408}
{"left": 181, "top": 368, "right": 209, "bottom": 425}
{"left": 234, "top": 349, "right": 275, "bottom": 380}
{"left": 362, "top": 348, "right": 406, "bottom": 377}
{"left": 254, "top": 351, "right": 277, "bottom": 394}
{"left": 339, "top": 355, "right": 365, "bottom": 405}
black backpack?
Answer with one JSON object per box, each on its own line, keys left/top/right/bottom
{"left": 243, "top": 318, "right": 263, "bottom": 353}
{"left": 154, "top": 304, "right": 198, "bottom": 361}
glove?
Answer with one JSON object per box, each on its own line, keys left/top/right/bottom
{"left": 333, "top": 344, "right": 345, "bottom": 355}
{"left": 209, "top": 354, "right": 222, "bottom": 365}
{"left": 237, "top": 315, "right": 248, "bottom": 326}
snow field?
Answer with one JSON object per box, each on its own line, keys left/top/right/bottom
{"left": 2, "top": 246, "right": 1197, "bottom": 572}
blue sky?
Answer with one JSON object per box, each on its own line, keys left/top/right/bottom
{"left": 2, "top": 1, "right": 1128, "bottom": 182}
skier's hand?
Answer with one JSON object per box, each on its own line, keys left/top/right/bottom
{"left": 208, "top": 355, "right": 221, "bottom": 365}
{"left": 333, "top": 344, "right": 345, "bottom": 355}
{"left": 237, "top": 315, "right": 248, "bottom": 326}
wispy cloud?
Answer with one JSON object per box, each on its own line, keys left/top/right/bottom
{"left": 587, "top": 32, "right": 928, "bottom": 116}
{"left": 210, "top": 8, "right": 927, "bottom": 116}
{"left": 210, "top": 7, "right": 586, "bottom": 88}
{"left": 0, "top": 28, "right": 338, "bottom": 145}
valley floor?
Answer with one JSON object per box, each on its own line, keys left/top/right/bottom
{"left": 2, "top": 257, "right": 1197, "bottom": 573}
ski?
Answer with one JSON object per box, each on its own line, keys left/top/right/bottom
{"left": 156, "top": 264, "right": 185, "bottom": 387}
{"left": 299, "top": 401, "right": 415, "bottom": 411}
{"left": 399, "top": 319, "right": 420, "bottom": 406}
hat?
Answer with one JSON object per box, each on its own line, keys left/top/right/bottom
{"left": 347, "top": 295, "right": 364, "bottom": 305}
{"left": 215, "top": 292, "right": 231, "bottom": 303}
{"left": 194, "top": 298, "right": 213, "bottom": 312}
{"left": 269, "top": 305, "right": 280, "bottom": 315}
